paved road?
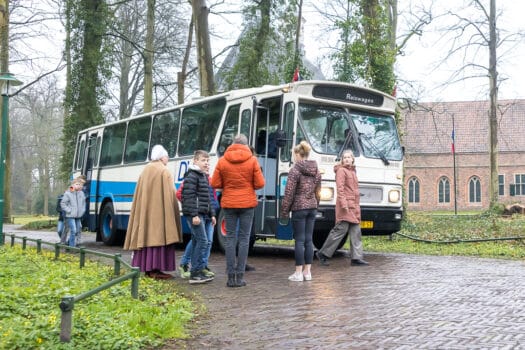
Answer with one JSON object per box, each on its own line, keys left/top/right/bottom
{"left": 5, "top": 225, "right": 525, "bottom": 349}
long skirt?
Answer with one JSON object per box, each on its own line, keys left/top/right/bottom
{"left": 131, "top": 244, "right": 176, "bottom": 272}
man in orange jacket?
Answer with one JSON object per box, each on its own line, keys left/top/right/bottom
{"left": 211, "top": 134, "right": 265, "bottom": 287}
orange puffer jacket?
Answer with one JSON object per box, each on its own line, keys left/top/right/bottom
{"left": 211, "top": 143, "right": 265, "bottom": 209}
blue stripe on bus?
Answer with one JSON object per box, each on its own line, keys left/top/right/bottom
{"left": 87, "top": 180, "right": 182, "bottom": 203}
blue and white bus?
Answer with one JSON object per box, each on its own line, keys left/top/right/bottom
{"left": 72, "top": 80, "right": 404, "bottom": 249}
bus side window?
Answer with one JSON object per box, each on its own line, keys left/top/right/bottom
{"left": 125, "top": 116, "right": 151, "bottom": 163}
{"left": 218, "top": 104, "right": 241, "bottom": 156}
{"left": 151, "top": 110, "right": 180, "bottom": 158}
{"left": 100, "top": 123, "right": 126, "bottom": 166}
{"left": 179, "top": 98, "right": 226, "bottom": 156}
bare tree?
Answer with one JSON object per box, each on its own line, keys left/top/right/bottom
{"left": 143, "top": 0, "right": 155, "bottom": 112}
{"left": 435, "top": 0, "right": 514, "bottom": 209}
{"left": 11, "top": 76, "right": 63, "bottom": 215}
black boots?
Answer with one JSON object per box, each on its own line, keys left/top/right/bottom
{"left": 235, "top": 273, "right": 246, "bottom": 287}
{"left": 226, "top": 273, "right": 247, "bottom": 287}
{"left": 227, "top": 273, "right": 236, "bottom": 287}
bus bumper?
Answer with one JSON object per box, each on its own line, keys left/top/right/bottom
{"left": 315, "top": 205, "right": 403, "bottom": 235}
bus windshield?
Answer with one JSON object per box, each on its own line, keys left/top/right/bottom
{"left": 298, "top": 103, "right": 402, "bottom": 161}
{"left": 351, "top": 112, "right": 403, "bottom": 161}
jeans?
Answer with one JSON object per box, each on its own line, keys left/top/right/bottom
{"left": 57, "top": 219, "right": 64, "bottom": 239}
{"left": 65, "top": 217, "right": 82, "bottom": 247}
{"left": 57, "top": 220, "right": 70, "bottom": 244}
{"left": 291, "top": 209, "right": 317, "bottom": 266}
{"left": 187, "top": 215, "right": 211, "bottom": 273}
{"left": 223, "top": 208, "right": 254, "bottom": 274}
{"left": 180, "top": 216, "right": 214, "bottom": 268}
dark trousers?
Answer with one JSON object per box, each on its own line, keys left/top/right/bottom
{"left": 223, "top": 208, "right": 254, "bottom": 274}
{"left": 291, "top": 209, "right": 317, "bottom": 266}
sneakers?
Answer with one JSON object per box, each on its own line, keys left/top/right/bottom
{"left": 189, "top": 270, "right": 214, "bottom": 284}
{"left": 245, "top": 264, "right": 256, "bottom": 272}
{"left": 351, "top": 259, "right": 369, "bottom": 266}
{"left": 203, "top": 266, "right": 215, "bottom": 277}
{"left": 288, "top": 272, "right": 304, "bottom": 282}
{"left": 179, "top": 264, "right": 190, "bottom": 279}
{"left": 303, "top": 273, "right": 312, "bottom": 281}
{"left": 316, "top": 251, "right": 330, "bottom": 266}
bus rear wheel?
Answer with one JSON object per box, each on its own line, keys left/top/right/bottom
{"left": 99, "top": 203, "right": 122, "bottom": 245}
{"left": 215, "top": 211, "right": 256, "bottom": 255}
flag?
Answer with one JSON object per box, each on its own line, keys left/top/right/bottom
{"left": 292, "top": 67, "right": 300, "bottom": 82}
{"left": 391, "top": 84, "right": 397, "bottom": 97}
{"left": 451, "top": 128, "right": 455, "bottom": 153}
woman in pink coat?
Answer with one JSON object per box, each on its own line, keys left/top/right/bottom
{"left": 316, "top": 150, "right": 369, "bottom": 266}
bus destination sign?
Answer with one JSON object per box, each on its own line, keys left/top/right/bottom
{"left": 312, "top": 85, "right": 384, "bottom": 107}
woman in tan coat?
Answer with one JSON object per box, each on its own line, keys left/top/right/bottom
{"left": 316, "top": 150, "right": 369, "bottom": 266}
{"left": 123, "top": 145, "right": 182, "bottom": 279}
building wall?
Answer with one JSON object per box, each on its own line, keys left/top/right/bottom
{"left": 404, "top": 152, "right": 525, "bottom": 211}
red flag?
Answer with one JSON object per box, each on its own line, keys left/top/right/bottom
{"left": 292, "top": 67, "right": 300, "bottom": 82}
{"left": 392, "top": 84, "right": 397, "bottom": 97}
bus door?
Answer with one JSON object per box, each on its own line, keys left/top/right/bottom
{"left": 81, "top": 132, "right": 100, "bottom": 230}
{"left": 253, "top": 96, "right": 282, "bottom": 236}
{"left": 274, "top": 96, "right": 295, "bottom": 240}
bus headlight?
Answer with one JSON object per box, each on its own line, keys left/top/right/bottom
{"left": 388, "top": 189, "right": 400, "bottom": 203}
{"left": 319, "top": 187, "right": 334, "bottom": 201}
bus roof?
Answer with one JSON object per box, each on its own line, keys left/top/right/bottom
{"left": 78, "top": 80, "right": 395, "bottom": 133}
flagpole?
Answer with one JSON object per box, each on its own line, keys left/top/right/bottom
{"left": 452, "top": 114, "right": 457, "bottom": 215}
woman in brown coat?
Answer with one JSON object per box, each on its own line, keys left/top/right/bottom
{"left": 123, "top": 145, "right": 182, "bottom": 279}
{"left": 316, "top": 150, "right": 369, "bottom": 266}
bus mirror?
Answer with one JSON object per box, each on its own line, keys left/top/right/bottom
{"left": 275, "top": 129, "right": 288, "bottom": 148}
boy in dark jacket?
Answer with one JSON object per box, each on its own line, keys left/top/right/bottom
{"left": 181, "top": 150, "right": 217, "bottom": 284}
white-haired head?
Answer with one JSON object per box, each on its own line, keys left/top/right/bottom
{"left": 233, "top": 134, "right": 248, "bottom": 145}
{"left": 150, "top": 145, "right": 168, "bottom": 161}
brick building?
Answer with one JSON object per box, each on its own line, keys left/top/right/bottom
{"left": 401, "top": 100, "right": 525, "bottom": 211}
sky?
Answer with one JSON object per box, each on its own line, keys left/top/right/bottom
{"left": 207, "top": 0, "right": 525, "bottom": 102}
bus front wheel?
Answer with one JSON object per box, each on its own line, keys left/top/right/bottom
{"left": 99, "top": 203, "right": 122, "bottom": 246}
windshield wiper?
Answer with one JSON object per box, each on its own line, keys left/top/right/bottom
{"left": 358, "top": 133, "right": 390, "bottom": 165}
{"left": 336, "top": 130, "right": 354, "bottom": 161}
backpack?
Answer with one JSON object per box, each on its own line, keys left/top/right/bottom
{"left": 56, "top": 194, "right": 63, "bottom": 214}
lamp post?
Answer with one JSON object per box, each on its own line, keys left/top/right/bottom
{"left": 0, "top": 72, "right": 23, "bottom": 245}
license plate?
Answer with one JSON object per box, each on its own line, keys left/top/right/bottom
{"left": 360, "top": 221, "right": 373, "bottom": 229}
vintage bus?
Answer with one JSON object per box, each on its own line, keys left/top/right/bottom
{"left": 72, "top": 80, "right": 403, "bottom": 250}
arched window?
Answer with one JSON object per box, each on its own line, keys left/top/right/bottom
{"left": 438, "top": 177, "right": 450, "bottom": 203}
{"left": 469, "top": 176, "right": 481, "bottom": 203}
{"left": 408, "top": 177, "right": 420, "bottom": 203}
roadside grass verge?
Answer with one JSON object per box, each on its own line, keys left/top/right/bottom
{"left": 364, "top": 211, "right": 525, "bottom": 259}
{"left": 0, "top": 245, "right": 196, "bottom": 350}
{"left": 259, "top": 211, "right": 525, "bottom": 260}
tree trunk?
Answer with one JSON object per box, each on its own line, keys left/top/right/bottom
{"left": 192, "top": 0, "right": 215, "bottom": 96}
{"left": 143, "top": 0, "right": 155, "bottom": 113}
{"left": 178, "top": 18, "right": 194, "bottom": 104}
{"left": 488, "top": 0, "right": 498, "bottom": 208}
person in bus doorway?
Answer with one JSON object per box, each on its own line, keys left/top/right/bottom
{"left": 211, "top": 134, "right": 265, "bottom": 288}
{"left": 60, "top": 178, "right": 86, "bottom": 247}
{"left": 123, "top": 145, "right": 182, "bottom": 280}
{"left": 316, "top": 150, "right": 369, "bottom": 267}
{"left": 180, "top": 150, "right": 218, "bottom": 284}
{"left": 280, "top": 141, "right": 322, "bottom": 282}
